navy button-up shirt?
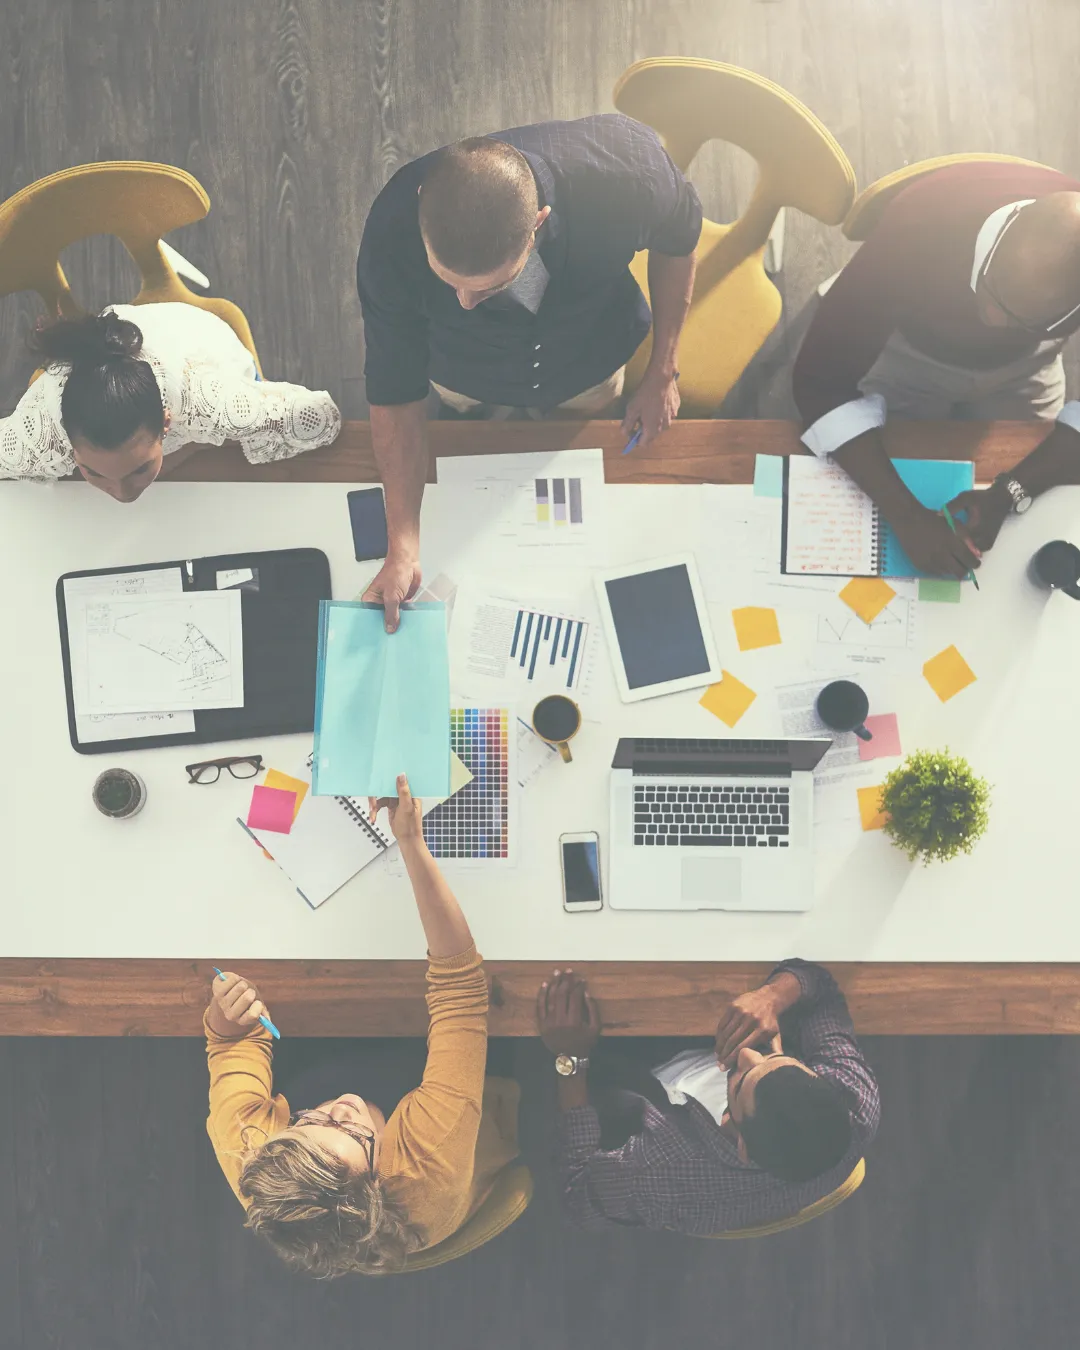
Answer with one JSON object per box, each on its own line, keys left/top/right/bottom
{"left": 356, "top": 114, "right": 703, "bottom": 410}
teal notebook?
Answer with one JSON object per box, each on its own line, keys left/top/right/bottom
{"left": 779, "top": 455, "right": 975, "bottom": 579}
{"left": 312, "top": 600, "right": 451, "bottom": 798}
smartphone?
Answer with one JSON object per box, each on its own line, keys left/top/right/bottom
{"left": 347, "top": 488, "right": 389, "bottom": 561}
{"left": 560, "top": 832, "right": 603, "bottom": 912}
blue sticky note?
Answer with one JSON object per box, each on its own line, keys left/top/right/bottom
{"left": 753, "top": 454, "right": 784, "bottom": 498}
{"left": 312, "top": 601, "right": 451, "bottom": 798}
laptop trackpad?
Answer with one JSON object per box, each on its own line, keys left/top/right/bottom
{"left": 680, "top": 857, "right": 743, "bottom": 908}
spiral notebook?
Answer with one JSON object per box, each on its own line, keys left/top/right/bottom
{"left": 239, "top": 752, "right": 472, "bottom": 908}
{"left": 779, "top": 456, "right": 975, "bottom": 578}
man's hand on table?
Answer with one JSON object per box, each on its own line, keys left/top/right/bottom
{"left": 945, "top": 483, "right": 1012, "bottom": 552}
{"left": 538, "top": 970, "right": 601, "bottom": 1109}
{"left": 620, "top": 363, "right": 680, "bottom": 451}
{"left": 714, "top": 971, "right": 803, "bottom": 1069}
{"left": 362, "top": 549, "right": 422, "bottom": 633}
{"left": 885, "top": 500, "right": 982, "bottom": 579}
{"left": 206, "top": 970, "right": 272, "bottom": 1039}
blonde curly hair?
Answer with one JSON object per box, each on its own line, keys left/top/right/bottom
{"left": 237, "top": 1128, "right": 421, "bottom": 1278}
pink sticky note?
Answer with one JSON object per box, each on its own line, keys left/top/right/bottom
{"left": 857, "top": 713, "right": 902, "bottom": 762}
{"left": 247, "top": 784, "right": 298, "bottom": 834}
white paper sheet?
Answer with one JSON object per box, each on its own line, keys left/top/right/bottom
{"left": 516, "top": 716, "right": 561, "bottom": 789}
{"left": 784, "top": 456, "right": 878, "bottom": 576}
{"left": 71, "top": 589, "right": 245, "bottom": 714}
{"left": 776, "top": 677, "right": 879, "bottom": 822}
{"left": 63, "top": 569, "right": 197, "bottom": 741}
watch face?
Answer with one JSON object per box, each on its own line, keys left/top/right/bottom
{"left": 555, "top": 1054, "right": 573, "bottom": 1076}
{"left": 1015, "top": 494, "right": 1032, "bottom": 513}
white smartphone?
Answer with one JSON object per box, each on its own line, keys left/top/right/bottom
{"left": 560, "top": 832, "right": 603, "bottom": 912}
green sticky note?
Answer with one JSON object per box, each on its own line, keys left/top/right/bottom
{"left": 918, "top": 578, "right": 962, "bottom": 603}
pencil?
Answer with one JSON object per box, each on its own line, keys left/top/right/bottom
{"left": 942, "top": 504, "right": 980, "bottom": 591}
{"left": 212, "top": 966, "right": 281, "bottom": 1038}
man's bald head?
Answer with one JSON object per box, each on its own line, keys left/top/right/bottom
{"left": 988, "top": 192, "right": 1080, "bottom": 327}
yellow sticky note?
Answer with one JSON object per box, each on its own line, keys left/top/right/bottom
{"left": 732, "top": 606, "right": 781, "bottom": 651}
{"left": 264, "top": 769, "right": 309, "bottom": 822}
{"left": 858, "top": 785, "right": 889, "bottom": 831}
{"left": 700, "top": 671, "right": 757, "bottom": 727}
{"left": 922, "top": 645, "right": 977, "bottom": 702}
{"left": 839, "top": 576, "right": 896, "bottom": 624}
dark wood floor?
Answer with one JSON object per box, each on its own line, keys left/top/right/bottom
{"left": 2, "top": 0, "right": 1078, "bottom": 416}
{"left": 3, "top": 1033, "right": 1080, "bottom": 1350}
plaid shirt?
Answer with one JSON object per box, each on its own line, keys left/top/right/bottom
{"left": 357, "top": 114, "right": 702, "bottom": 409}
{"left": 558, "top": 960, "right": 881, "bottom": 1233}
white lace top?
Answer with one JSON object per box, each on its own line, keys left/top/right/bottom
{"left": 0, "top": 303, "right": 341, "bottom": 479}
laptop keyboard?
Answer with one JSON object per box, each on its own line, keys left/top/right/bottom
{"left": 633, "top": 783, "right": 790, "bottom": 848}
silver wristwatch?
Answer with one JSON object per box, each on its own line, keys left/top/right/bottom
{"left": 994, "top": 473, "right": 1032, "bottom": 515}
{"left": 555, "top": 1053, "right": 589, "bottom": 1076}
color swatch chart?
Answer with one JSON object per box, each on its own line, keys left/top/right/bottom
{"left": 534, "top": 477, "right": 583, "bottom": 525}
{"left": 510, "top": 607, "right": 587, "bottom": 689}
{"left": 423, "top": 708, "right": 511, "bottom": 860}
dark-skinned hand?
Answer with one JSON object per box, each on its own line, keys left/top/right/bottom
{"left": 536, "top": 969, "right": 601, "bottom": 1058}
{"left": 945, "top": 486, "right": 1011, "bottom": 553}
{"left": 887, "top": 503, "right": 981, "bottom": 579}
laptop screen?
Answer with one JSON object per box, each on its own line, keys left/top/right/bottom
{"left": 604, "top": 564, "right": 711, "bottom": 690}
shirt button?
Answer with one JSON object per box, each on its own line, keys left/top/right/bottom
{"left": 533, "top": 383, "right": 540, "bottom": 389}
{"left": 534, "top": 344, "right": 541, "bottom": 351}
{"left": 533, "top": 361, "right": 540, "bottom": 368}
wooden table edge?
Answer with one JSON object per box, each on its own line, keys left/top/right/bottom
{"left": 1, "top": 960, "right": 1077, "bottom": 1036}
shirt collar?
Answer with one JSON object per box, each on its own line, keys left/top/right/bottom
{"left": 970, "top": 198, "right": 1036, "bottom": 291}
{"left": 520, "top": 150, "right": 561, "bottom": 247}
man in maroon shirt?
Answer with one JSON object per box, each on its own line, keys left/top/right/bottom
{"left": 793, "top": 163, "right": 1080, "bottom": 577}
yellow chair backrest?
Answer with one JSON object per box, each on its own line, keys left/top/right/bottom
{"left": 698, "top": 1157, "right": 865, "bottom": 1240}
{"left": 0, "top": 161, "right": 260, "bottom": 371}
{"left": 843, "top": 153, "right": 1055, "bottom": 241}
{"left": 398, "top": 1160, "right": 534, "bottom": 1273}
{"left": 614, "top": 58, "right": 856, "bottom": 281}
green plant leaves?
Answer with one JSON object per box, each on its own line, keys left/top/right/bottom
{"left": 879, "top": 748, "right": 990, "bottom": 865}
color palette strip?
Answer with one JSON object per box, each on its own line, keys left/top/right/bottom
{"left": 534, "top": 477, "right": 583, "bottom": 525}
{"left": 423, "top": 708, "right": 510, "bottom": 860}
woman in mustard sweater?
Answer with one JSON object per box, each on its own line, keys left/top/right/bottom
{"left": 203, "top": 774, "right": 519, "bottom": 1277}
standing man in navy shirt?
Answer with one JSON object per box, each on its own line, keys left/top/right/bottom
{"left": 356, "top": 114, "right": 702, "bottom": 628}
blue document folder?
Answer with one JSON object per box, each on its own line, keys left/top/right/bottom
{"left": 881, "top": 459, "right": 976, "bottom": 578}
{"left": 312, "top": 601, "right": 451, "bottom": 798}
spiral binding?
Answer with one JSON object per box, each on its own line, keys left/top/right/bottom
{"left": 870, "top": 506, "right": 885, "bottom": 575}
{"left": 336, "top": 795, "right": 393, "bottom": 850}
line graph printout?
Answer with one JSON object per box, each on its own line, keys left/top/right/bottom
{"left": 814, "top": 594, "right": 917, "bottom": 670}
{"left": 71, "top": 590, "right": 245, "bottom": 714}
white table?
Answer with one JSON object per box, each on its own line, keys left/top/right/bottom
{"left": 3, "top": 477, "right": 1079, "bottom": 963}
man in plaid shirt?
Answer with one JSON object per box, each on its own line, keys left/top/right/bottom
{"left": 536, "top": 959, "right": 880, "bottom": 1233}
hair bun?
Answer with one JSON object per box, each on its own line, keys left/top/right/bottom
{"left": 98, "top": 312, "right": 143, "bottom": 361}
{"left": 27, "top": 310, "right": 144, "bottom": 368}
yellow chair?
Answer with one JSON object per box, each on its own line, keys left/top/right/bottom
{"left": 613, "top": 58, "right": 856, "bottom": 415}
{"left": 0, "top": 160, "right": 261, "bottom": 373}
{"left": 697, "top": 1157, "right": 865, "bottom": 1240}
{"left": 397, "top": 1160, "right": 534, "bottom": 1272}
{"left": 843, "top": 152, "right": 1055, "bottom": 242}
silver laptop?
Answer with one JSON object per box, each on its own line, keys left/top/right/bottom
{"left": 609, "top": 737, "right": 831, "bottom": 911}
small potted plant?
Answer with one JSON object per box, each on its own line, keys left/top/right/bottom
{"left": 878, "top": 748, "right": 990, "bottom": 864}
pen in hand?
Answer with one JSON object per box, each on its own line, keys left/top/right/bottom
{"left": 622, "top": 370, "right": 680, "bottom": 455}
{"left": 212, "top": 966, "right": 281, "bottom": 1039}
{"left": 941, "top": 504, "right": 980, "bottom": 591}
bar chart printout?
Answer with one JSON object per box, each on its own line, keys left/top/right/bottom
{"left": 510, "top": 607, "right": 587, "bottom": 689}
{"left": 534, "top": 477, "right": 583, "bottom": 526}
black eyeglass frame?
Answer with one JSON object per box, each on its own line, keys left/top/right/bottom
{"left": 288, "top": 1109, "right": 377, "bottom": 1172}
{"left": 185, "top": 754, "right": 264, "bottom": 785}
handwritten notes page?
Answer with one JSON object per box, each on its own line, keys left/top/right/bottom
{"left": 784, "top": 457, "right": 878, "bottom": 577}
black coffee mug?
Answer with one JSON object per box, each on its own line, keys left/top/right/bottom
{"left": 531, "top": 694, "right": 582, "bottom": 763}
{"left": 1030, "top": 540, "right": 1080, "bottom": 599}
{"left": 816, "top": 680, "right": 872, "bottom": 742}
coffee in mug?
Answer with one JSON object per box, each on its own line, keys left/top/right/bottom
{"left": 815, "top": 680, "right": 872, "bottom": 742}
{"left": 531, "top": 694, "right": 582, "bottom": 763}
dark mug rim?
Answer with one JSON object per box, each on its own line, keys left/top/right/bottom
{"left": 816, "top": 680, "right": 870, "bottom": 733}
{"left": 532, "top": 694, "right": 581, "bottom": 742}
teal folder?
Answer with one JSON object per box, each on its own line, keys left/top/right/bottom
{"left": 312, "top": 600, "right": 451, "bottom": 798}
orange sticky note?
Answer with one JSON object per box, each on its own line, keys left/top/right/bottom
{"left": 732, "top": 606, "right": 781, "bottom": 651}
{"left": 700, "top": 671, "right": 757, "bottom": 727}
{"left": 922, "top": 645, "right": 977, "bottom": 702}
{"left": 264, "top": 769, "right": 309, "bottom": 822}
{"left": 839, "top": 576, "right": 896, "bottom": 624}
{"left": 858, "top": 785, "right": 889, "bottom": 831}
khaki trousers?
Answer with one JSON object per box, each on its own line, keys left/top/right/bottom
{"left": 432, "top": 366, "right": 626, "bottom": 419}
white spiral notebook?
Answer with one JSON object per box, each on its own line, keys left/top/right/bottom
{"left": 239, "top": 752, "right": 472, "bottom": 908}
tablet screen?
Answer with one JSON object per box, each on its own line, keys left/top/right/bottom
{"left": 604, "top": 564, "right": 711, "bottom": 690}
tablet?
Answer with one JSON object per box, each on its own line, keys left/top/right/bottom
{"left": 594, "top": 555, "right": 721, "bottom": 703}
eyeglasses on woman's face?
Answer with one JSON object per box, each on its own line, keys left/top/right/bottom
{"left": 289, "top": 1108, "right": 377, "bottom": 1173}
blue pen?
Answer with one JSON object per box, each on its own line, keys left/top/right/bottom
{"left": 623, "top": 370, "right": 680, "bottom": 455}
{"left": 212, "top": 966, "right": 281, "bottom": 1039}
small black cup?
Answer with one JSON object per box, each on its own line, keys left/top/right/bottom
{"left": 1030, "top": 540, "right": 1080, "bottom": 599}
{"left": 816, "top": 680, "right": 872, "bottom": 742}
{"left": 531, "top": 694, "right": 581, "bottom": 762}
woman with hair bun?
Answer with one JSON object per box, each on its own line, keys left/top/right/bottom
{"left": 1, "top": 304, "right": 340, "bottom": 502}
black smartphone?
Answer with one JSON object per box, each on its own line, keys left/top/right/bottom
{"left": 347, "top": 488, "right": 389, "bottom": 561}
